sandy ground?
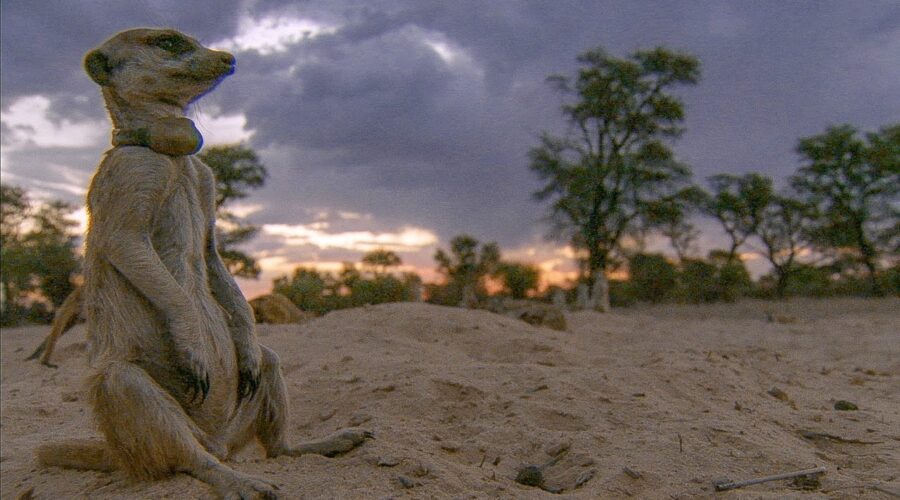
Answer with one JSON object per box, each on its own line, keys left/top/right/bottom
{"left": 1, "top": 298, "right": 898, "bottom": 499}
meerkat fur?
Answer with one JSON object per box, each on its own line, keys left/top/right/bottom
{"left": 34, "top": 28, "right": 370, "bottom": 499}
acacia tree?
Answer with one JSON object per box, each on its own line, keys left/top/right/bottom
{"left": 702, "top": 173, "right": 774, "bottom": 264}
{"left": 434, "top": 235, "right": 500, "bottom": 308}
{"left": 494, "top": 261, "right": 541, "bottom": 299}
{"left": 0, "top": 185, "right": 80, "bottom": 322}
{"left": 753, "top": 195, "right": 812, "bottom": 298}
{"left": 791, "top": 124, "right": 899, "bottom": 294}
{"left": 530, "top": 46, "right": 700, "bottom": 311}
{"left": 199, "top": 144, "right": 268, "bottom": 279}
{"left": 361, "top": 249, "right": 402, "bottom": 276}
{"left": 644, "top": 186, "right": 705, "bottom": 262}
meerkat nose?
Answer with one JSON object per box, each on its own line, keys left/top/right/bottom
{"left": 218, "top": 51, "right": 235, "bottom": 66}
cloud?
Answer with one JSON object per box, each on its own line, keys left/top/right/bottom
{"left": 262, "top": 222, "right": 437, "bottom": 253}
{"left": 1, "top": 95, "right": 106, "bottom": 150}
{"left": 195, "top": 108, "right": 256, "bottom": 145}
{"left": 212, "top": 15, "right": 339, "bottom": 55}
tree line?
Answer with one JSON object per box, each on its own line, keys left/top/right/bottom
{"left": 2, "top": 44, "right": 897, "bottom": 323}
{"left": 528, "top": 45, "right": 898, "bottom": 309}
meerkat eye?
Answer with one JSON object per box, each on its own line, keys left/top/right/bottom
{"left": 150, "top": 34, "right": 193, "bottom": 55}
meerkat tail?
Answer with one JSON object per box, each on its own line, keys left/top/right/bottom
{"left": 24, "top": 339, "right": 48, "bottom": 361}
{"left": 36, "top": 439, "right": 117, "bottom": 472}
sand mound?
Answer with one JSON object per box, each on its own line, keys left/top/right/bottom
{"left": 249, "top": 293, "right": 314, "bottom": 324}
{"left": 2, "top": 298, "right": 898, "bottom": 498}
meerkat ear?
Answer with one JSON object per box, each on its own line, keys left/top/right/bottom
{"left": 84, "top": 50, "right": 112, "bottom": 86}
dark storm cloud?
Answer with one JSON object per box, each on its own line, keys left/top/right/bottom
{"left": 2, "top": 0, "right": 898, "bottom": 256}
{"left": 225, "top": 0, "right": 899, "bottom": 247}
{"left": 1, "top": 0, "right": 243, "bottom": 103}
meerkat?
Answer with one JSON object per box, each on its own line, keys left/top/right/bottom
{"left": 35, "top": 28, "right": 370, "bottom": 499}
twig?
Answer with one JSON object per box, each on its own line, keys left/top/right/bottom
{"left": 799, "top": 430, "right": 883, "bottom": 445}
{"left": 871, "top": 485, "right": 900, "bottom": 498}
{"left": 713, "top": 466, "right": 826, "bottom": 492}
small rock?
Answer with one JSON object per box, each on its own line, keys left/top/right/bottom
{"left": 515, "top": 465, "right": 543, "bottom": 487}
{"left": 409, "top": 461, "right": 430, "bottom": 477}
{"left": 62, "top": 393, "right": 79, "bottom": 402}
{"left": 834, "top": 400, "right": 858, "bottom": 411}
{"left": 396, "top": 475, "right": 416, "bottom": 489}
{"left": 623, "top": 466, "right": 642, "bottom": 479}
{"left": 318, "top": 409, "right": 336, "bottom": 421}
{"left": 767, "top": 387, "right": 790, "bottom": 401}
{"left": 440, "top": 442, "right": 460, "bottom": 453}
{"left": 575, "top": 469, "right": 596, "bottom": 488}
{"left": 545, "top": 441, "right": 570, "bottom": 457}
{"left": 373, "top": 384, "right": 396, "bottom": 393}
{"left": 16, "top": 487, "right": 34, "bottom": 500}
{"left": 377, "top": 456, "right": 401, "bottom": 467}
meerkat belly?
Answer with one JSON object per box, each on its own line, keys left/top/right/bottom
{"left": 155, "top": 179, "right": 238, "bottom": 373}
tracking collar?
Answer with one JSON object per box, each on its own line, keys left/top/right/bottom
{"left": 112, "top": 117, "right": 203, "bottom": 156}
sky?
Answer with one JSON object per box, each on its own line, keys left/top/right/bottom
{"left": 2, "top": 0, "right": 899, "bottom": 297}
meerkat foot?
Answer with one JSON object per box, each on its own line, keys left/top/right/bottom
{"left": 278, "top": 428, "right": 373, "bottom": 458}
{"left": 191, "top": 462, "right": 278, "bottom": 500}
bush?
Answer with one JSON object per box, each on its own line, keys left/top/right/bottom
{"left": 348, "top": 275, "right": 408, "bottom": 306}
{"left": 608, "top": 279, "right": 638, "bottom": 307}
{"left": 676, "top": 256, "right": 752, "bottom": 303}
{"left": 717, "top": 259, "right": 752, "bottom": 301}
{"left": 677, "top": 259, "right": 719, "bottom": 303}
{"left": 628, "top": 253, "right": 677, "bottom": 303}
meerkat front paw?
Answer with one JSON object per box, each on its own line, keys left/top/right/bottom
{"left": 176, "top": 349, "right": 211, "bottom": 404}
{"left": 236, "top": 343, "right": 262, "bottom": 402}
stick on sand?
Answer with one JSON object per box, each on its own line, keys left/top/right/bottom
{"left": 713, "top": 466, "right": 826, "bottom": 492}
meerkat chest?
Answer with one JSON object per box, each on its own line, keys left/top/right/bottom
{"left": 154, "top": 157, "right": 214, "bottom": 267}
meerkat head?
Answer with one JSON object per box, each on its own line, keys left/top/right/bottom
{"left": 85, "top": 28, "right": 235, "bottom": 155}
{"left": 85, "top": 28, "right": 235, "bottom": 108}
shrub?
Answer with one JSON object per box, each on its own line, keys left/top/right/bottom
{"left": 628, "top": 253, "right": 677, "bottom": 303}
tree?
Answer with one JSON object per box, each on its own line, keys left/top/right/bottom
{"left": 272, "top": 267, "right": 328, "bottom": 314}
{"left": 644, "top": 186, "right": 705, "bottom": 262}
{"left": 199, "top": 144, "right": 268, "bottom": 279}
{"left": 434, "top": 235, "right": 500, "bottom": 307}
{"left": 791, "top": 124, "right": 899, "bottom": 294}
{"left": 530, "top": 46, "right": 700, "bottom": 311}
{"left": 1, "top": 184, "right": 29, "bottom": 246}
{"left": 361, "top": 249, "right": 402, "bottom": 276}
{"left": 494, "top": 261, "right": 541, "bottom": 299}
{"left": 702, "top": 173, "right": 774, "bottom": 264}
{"left": 677, "top": 250, "right": 751, "bottom": 303}
{"left": 753, "top": 195, "right": 812, "bottom": 298}
{"left": 0, "top": 185, "right": 80, "bottom": 323}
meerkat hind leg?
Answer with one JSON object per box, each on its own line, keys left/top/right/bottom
{"left": 90, "top": 360, "right": 277, "bottom": 499}
{"left": 251, "top": 346, "right": 373, "bottom": 459}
